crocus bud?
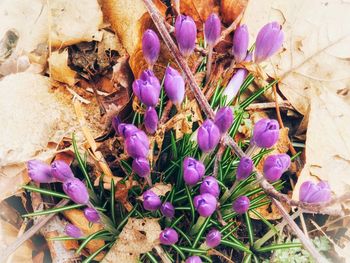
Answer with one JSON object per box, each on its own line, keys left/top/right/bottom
{"left": 233, "top": 24, "right": 249, "bottom": 63}
{"left": 132, "top": 157, "right": 151, "bottom": 178}
{"left": 186, "top": 256, "right": 203, "bottom": 263}
{"left": 160, "top": 202, "right": 175, "bottom": 218}
{"left": 252, "top": 118, "right": 279, "bottom": 148}
{"left": 51, "top": 160, "right": 74, "bottom": 182}
{"left": 214, "top": 107, "right": 234, "bottom": 134}
{"left": 164, "top": 66, "right": 185, "bottom": 105}
{"left": 27, "top": 160, "right": 54, "bottom": 183}
{"left": 193, "top": 193, "right": 217, "bottom": 217}
{"left": 206, "top": 228, "right": 222, "bottom": 247}
{"left": 183, "top": 157, "right": 205, "bottom": 185}
{"left": 125, "top": 130, "right": 149, "bottom": 158}
{"left": 233, "top": 196, "right": 250, "bottom": 214}
{"left": 197, "top": 120, "right": 221, "bottom": 152}
{"left": 200, "top": 176, "right": 220, "bottom": 198}
{"left": 142, "top": 29, "right": 160, "bottom": 66}
{"left": 159, "top": 227, "right": 179, "bottom": 245}
{"left": 63, "top": 178, "right": 89, "bottom": 205}
{"left": 143, "top": 190, "right": 161, "bottom": 211}
{"left": 83, "top": 207, "right": 100, "bottom": 223}
{"left": 222, "top": 69, "right": 248, "bottom": 104}
{"left": 118, "top": 123, "right": 139, "bottom": 138}
{"left": 299, "top": 181, "right": 331, "bottom": 204}
{"left": 175, "top": 15, "right": 197, "bottom": 57}
{"left": 144, "top": 107, "right": 158, "bottom": 134}
{"left": 263, "top": 154, "right": 291, "bottom": 182}
{"left": 132, "top": 70, "right": 160, "bottom": 107}
{"left": 65, "top": 224, "right": 82, "bottom": 238}
{"left": 236, "top": 157, "right": 253, "bottom": 181}
{"left": 254, "top": 22, "right": 284, "bottom": 63}
{"left": 204, "top": 13, "right": 221, "bottom": 46}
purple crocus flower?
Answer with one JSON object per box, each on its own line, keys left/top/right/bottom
{"left": 142, "top": 29, "right": 160, "bottom": 66}
{"left": 132, "top": 70, "right": 160, "bottom": 107}
{"left": 112, "top": 116, "right": 121, "bottom": 134}
{"left": 144, "top": 107, "right": 158, "bottom": 134}
{"left": 143, "top": 190, "right": 161, "bottom": 211}
{"left": 299, "top": 181, "right": 332, "bottom": 204}
{"left": 233, "top": 24, "right": 249, "bottom": 63}
{"left": 27, "top": 160, "right": 55, "bottom": 183}
{"left": 204, "top": 13, "right": 221, "bottom": 46}
{"left": 236, "top": 156, "right": 253, "bottom": 181}
{"left": 132, "top": 157, "right": 151, "bottom": 178}
{"left": 193, "top": 193, "right": 217, "bottom": 217}
{"left": 51, "top": 160, "right": 74, "bottom": 182}
{"left": 125, "top": 130, "right": 149, "bottom": 158}
{"left": 117, "top": 123, "right": 139, "bottom": 138}
{"left": 214, "top": 106, "right": 234, "bottom": 134}
{"left": 185, "top": 256, "right": 203, "bottom": 263}
{"left": 254, "top": 22, "right": 284, "bottom": 63}
{"left": 63, "top": 178, "right": 89, "bottom": 205}
{"left": 222, "top": 69, "right": 248, "bottom": 103}
{"left": 206, "top": 228, "right": 221, "bottom": 247}
{"left": 263, "top": 153, "right": 290, "bottom": 182}
{"left": 183, "top": 157, "right": 205, "bottom": 186}
{"left": 164, "top": 66, "right": 185, "bottom": 105}
{"left": 65, "top": 224, "right": 82, "bottom": 238}
{"left": 160, "top": 202, "right": 175, "bottom": 218}
{"left": 83, "top": 207, "right": 100, "bottom": 223}
{"left": 175, "top": 15, "right": 197, "bottom": 57}
{"left": 159, "top": 227, "right": 178, "bottom": 245}
{"left": 233, "top": 196, "right": 250, "bottom": 214}
{"left": 200, "top": 176, "right": 220, "bottom": 198}
{"left": 252, "top": 118, "right": 279, "bottom": 148}
{"left": 197, "top": 119, "right": 221, "bottom": 152}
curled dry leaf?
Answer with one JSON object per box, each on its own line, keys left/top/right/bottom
{"left": 48, "top": 49, "right": 77, "bottom": 86}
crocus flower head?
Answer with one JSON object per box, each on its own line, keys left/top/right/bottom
{"left": 143, "top": 190, "right": 161, "bottom": 211}
{"left": 142, "top": 29, "right": 160, "bottom": 66}
{"left": 206, "top": 228, "right": 222, "bottom": 247}
{"left": 299, "top": 181, "right": 331, "bottom": 204}
{"left": 183, "top": 157, "right": 205, "bottom": 186}
{"left": 236, "top": 156, "right": 253, "bottom": 181}
{"left": 252, "top": 118, "right": 279, "bottom": 148}
{"left": 132, "top": 70, "right": 160, "bottom": 107}
{"left": 164, "top": 66, "right": 185, "bottom": 105}
{"left": 204, "top": 13, "right": 221, "bottom": 46}
{"left": 125, "top": 130, "right": 149, "bottom": 158}
{"left": 117, "top": 123, "right": 139, "bottom": 138}
{"left": 222, "top": 68, "right": 248, "bottom": 104}
{"left": 233, "top": 196, "right": 250, "bottom": 214}
{"left": 197, "top": 119, "right": 221, "bottom": 152}
{"left": 214, "top": 106, "right": 234, "bottom": 134}
{"left": 63, "top": 178, "right": 89, "bottom": 205}
{"left": 263, "top": 153, "right": 290, "bottom": 182}
{"left": 193, "top": 193, "right": 217, "bottom": 217}
{"left": 65, "top": 224, "right": 82, "bottom": 238}
{"left": 159, "top": 227, "right": 178, "bottom": 245}
{"left": 254, "top": 22, "right": 284, "bottom": 63}
{"left": 27, "top": 160, "right": 54, "bottom": 183}
{"left": 175, "top": 15, "right": 197, "bottom": 57}
{"left": 51, "top": 160, "right": 74, "bottom": 182}
{"left": 200, "top": 176, "right": 220, "bottom": 198}
{"left": 144, "top": 107, "right": 158, "bottom": 134}
{"left": 233, "top": 24, "right": 249, "bottom": 63}
{"left": 132, "top": 157, "right": 151, "bottom": 178}
{"left": 185, "top": 256, "right": 203, "bottom": 263}
{"left": 83, "top": 207, "right": 100, "bottom": 223}
{"left": 160, "top": 202, "right": 175, "bottom": 218}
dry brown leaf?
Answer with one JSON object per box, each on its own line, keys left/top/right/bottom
{"left": 220, "top": 0, "right": 249, "bottom": 25}
{"left": 102, "top": 218, "right": 161, "bottom": 263}
{"left": 138, "top": 183, "right": 172, "bottom": 201}
{"left": 180, "top": 0, "right": 216, "bottom": 26}
{"left": 49, "top": 49, "right": 77, "bottom": 86}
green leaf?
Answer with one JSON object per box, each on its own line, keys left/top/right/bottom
{"left": 23, "top": 185, "right": 69, "bottom": 199}
{"left": 23, "top": 204, "right": 84, "bottom": 217}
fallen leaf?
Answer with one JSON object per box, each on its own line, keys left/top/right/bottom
{"left": 49, "top": 49, "right": 77, "bottom": 86}
{"left": 220, "top": 0, "right": 248, "bottom": 25}
{"left": 180, "top": 0, "right": 217, "bottom": 26}
{"left": 138, "top": 183, "right": 172, "bottom": 201}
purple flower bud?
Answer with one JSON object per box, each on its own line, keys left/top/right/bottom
{"left": 132, "top": 157, "right": 151, "bottom": 178}
{"left": 252, "top": 118, "right": 279, "bottom": 148}
{"left": 263, "top": 154, "right": 290, "bottom": 182}
{"left": 183, "top": 157, "right": 205, "bottom": 186}
{"left": 204, "top": 13, "right": 221, "bottom": 46}
{"left": 233, "top": 24, "right": 249, "bottom": 63}
{"left": 27, "top": 160, "right": 54, "bottom": 183}
{"left": 118, "top": 123, "right": 139, "bottom": 138}
{"left": 164, "top": 66, "right": 185, "bottom": 105}
{"left": 233, "top": 196, "right": 250, "bottom": 214}
{"left": 83, "top": 207, "right": 100, "bottom": 223}
{"left": 63, "top": 178, "right": 89, "bottom": 205}
{"left": 206, "top": 228, "right": 222, "bottom": 247}
{"left": 222, "top": 69, "right": 248, "bottom": 103}
{"left": 197, "top": 120, "right": 221, "bottom": 152}
{"left": 65, "top": 223, "right": 82, "bottom": 238}
{"left": 144, "top": 107, "right": 158, "bottom": 134}
{"left": 132, "top": 70, "right": 161, "bottom": 107}
{"left": 214, "top": 107, "right": 234, "bottom": 134}
{"left": 236, "top": 157, "right": 253, "bottom": 181}
{"left": 299, "top": 181, "right": 331, "bottom": 204}
{"left": 185, "top": 256, "right": 203, "bottom": 263}
{"left": 160, "top": 202, "right": 175, "bottom": 218}
{"left": 142, "top": 29, "right": 160, "bottom": 66}
{"left": 175, "top": 15, "right": 197, "bottom": 57}
{"left": 51, "top": 160, "right": 74, "bottom": 182}
{"left": 159, "top": 227, "right": 179, "bottom": 245}
{"left": 200, "top": 176, "right": 220, "bottom": 198}
{"left": 143, "top": 190, "right": 161, "bottom": 211}
{"left": 193, "top": 193, "right": 217, "bottom": 217}
{"left": 254, "top": 22, "right": 284, "bottom": 63}
{"left": 125, "top": 130, "right": 149, "bottom": 158}
{"left": 112, "top": 116, "right": 121, "bottom": 134}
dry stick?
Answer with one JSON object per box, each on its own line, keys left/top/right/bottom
{"left": 245, "top": 101, "right": 293, "bottom": 111}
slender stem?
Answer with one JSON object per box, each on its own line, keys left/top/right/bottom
{"left": 205, "top": 46, "right": 213, "bottom": 82}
